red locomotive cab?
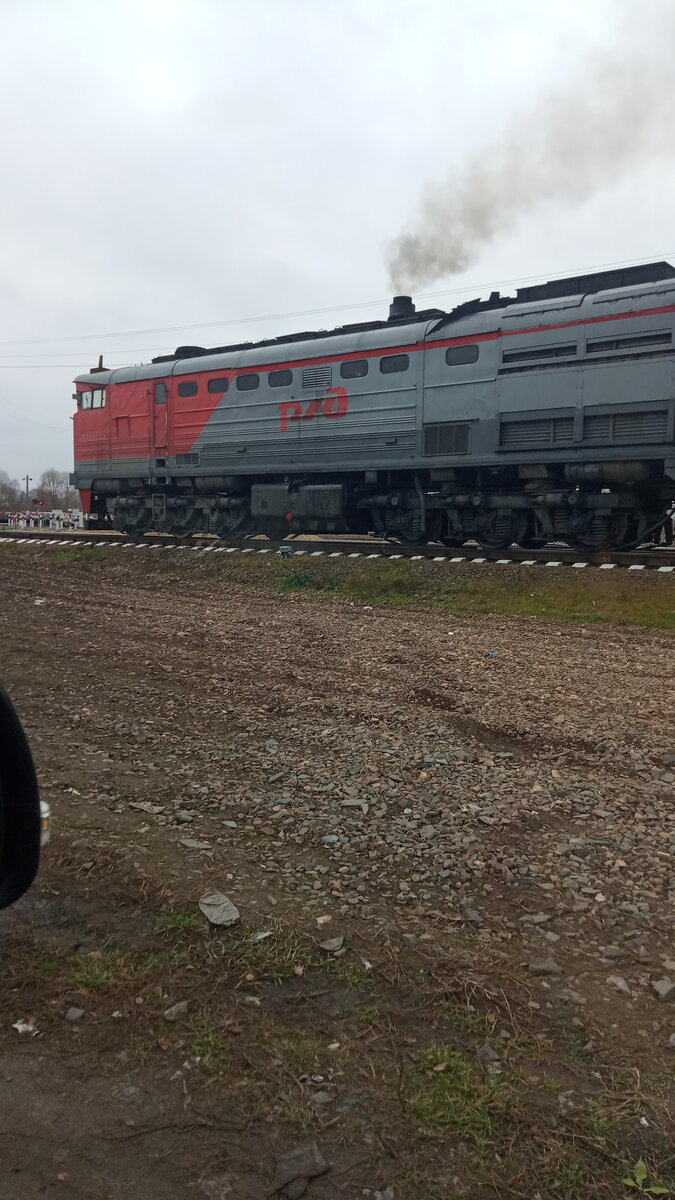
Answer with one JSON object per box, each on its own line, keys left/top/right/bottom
{"left": 73, "top": 375, "right": 113, "bottom": 514}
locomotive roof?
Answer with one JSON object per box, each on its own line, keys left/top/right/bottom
{"left": 74, "top": 260, "right": 675, "bottom": 385}
{"left": 150, "top": 260, "right": 675, "bottom": 365}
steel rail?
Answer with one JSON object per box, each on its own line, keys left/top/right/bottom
{"left": 0, "top": 527, "right": 673, "bottom": 570}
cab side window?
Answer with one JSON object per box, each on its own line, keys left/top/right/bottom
{"left": 155, "top": 381, "right": 168, "bottom": 403}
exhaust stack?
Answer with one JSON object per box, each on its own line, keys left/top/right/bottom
{"left": 388, "top": 295, "right": 415, "bottom": 320}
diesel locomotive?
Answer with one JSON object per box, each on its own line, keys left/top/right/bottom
{"left": 72, "top": 260, "right": 675, "bottom": 550}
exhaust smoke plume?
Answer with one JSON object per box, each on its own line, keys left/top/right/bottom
{"left": 388, "top": 8, "right": 675, "bottom": 293}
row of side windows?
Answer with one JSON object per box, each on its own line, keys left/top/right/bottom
{"left": 164, "top": 348, "right": 481, "bottom": 398}
{"left": 174, "top": 355, "right": 412, "bottom": 395}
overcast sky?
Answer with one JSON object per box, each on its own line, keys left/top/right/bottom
{"left": 1, "top": 0, "right": 673, "bottom": 482}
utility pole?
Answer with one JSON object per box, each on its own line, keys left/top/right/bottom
{"left": 24, "top": 475, "right": 32, "bottom": 505}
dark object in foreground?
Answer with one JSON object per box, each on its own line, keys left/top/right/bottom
{"left": 0, "top": 684, "right": 41, "bottom": 908}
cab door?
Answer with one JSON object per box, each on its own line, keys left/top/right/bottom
{"left": 152, "top": 380, "right": 169, "bottom": 459}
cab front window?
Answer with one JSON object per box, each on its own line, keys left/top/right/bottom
{"left": 78, "top": 388, "right": 106, "bottom": 410}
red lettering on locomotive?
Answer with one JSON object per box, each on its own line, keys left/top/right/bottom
{"left": 301, "top": 397, "right": 323, "bottom": 421}
{"left": 322, "top": 386, "right": 348, "bottom": 418}
{"left": 278, "top": 387, "right": 348, "bottom": 431}
{"left": 278, "top": 401, "right": 304, "bottom": 432}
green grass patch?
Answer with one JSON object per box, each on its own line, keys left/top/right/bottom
{"left": 153, "top": 910, "right": 200, "bottom": 937}
{"left": 261, "top": 558, "right": 674, "bottom": 629}
{"left": 191, "top": 1031, "right": 232, "bottom": 1072}
{"left": 273, "top": 1032, "right": 326, "bottom": 1075}
{"left": 411, "top": 1044, "right": 511, "bottom": 1143}
{"left": 72, "top": 957, "right": 111, "bottom": 991}
{"left": 354, "top": 1003, "right": 381, "bottom": 1026}
{"left": 28, "top": 543, "right": 673, "bottom": 629}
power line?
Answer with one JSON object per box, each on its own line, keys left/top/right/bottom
{"left": 0, "top": 364, "right": 106, "bottom": 369}
{"left": 0, "top": 349, "right": 173, "bottom": 359}
{"left": 0, "top": 251, "right": 670, "bottom": 349}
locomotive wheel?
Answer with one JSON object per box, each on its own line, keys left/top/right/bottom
{"left": 167, "top": 510, "right": 202, "bottom": 538}
{"left": 566, "top": 513, "right": 626, "bottom": 552}
{"left": 212, "top": 512, "right": 255, "bottom": 542}
{"left": 394, "top": 512, "right": 424, "bottom": 544}
{"left": 115, "top": 508, "right": 152, "bottom": 537}
{"left": 474, "top": 511, "right": 528, "bottom": 551}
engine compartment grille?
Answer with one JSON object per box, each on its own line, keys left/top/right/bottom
{"left": 302, "top": 365, "right": 332, "bottom": 390}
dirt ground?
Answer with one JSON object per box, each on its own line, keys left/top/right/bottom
{"left": 0, "top": 544, "right": 673, "bottom": 1200}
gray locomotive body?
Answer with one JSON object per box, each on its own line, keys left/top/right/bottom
{"left": 72, "top": 261, "right": 675, "bottom": 550}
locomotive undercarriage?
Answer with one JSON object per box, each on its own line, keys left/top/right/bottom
{"left": 97, "top": 461, "right": 671, "bottom": 551}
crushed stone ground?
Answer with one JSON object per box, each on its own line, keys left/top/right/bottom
{"left": 0, "top": 547, "right": 673, "bottom": 1197}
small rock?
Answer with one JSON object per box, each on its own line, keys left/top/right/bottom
{"left": 65, "top": 1007, "right": 85, "bottom": 1022}
{"left": 309, "top": 1090, "right": 333, "bottom": 1106}
{"left": 476, "top": 1042, "right": 500, "bottom": 1063}
{"left": 374, "top": 1189, "right": 396, "bottom": 1200}
{"left": 163, "top": 1001, "right": 189, "bottom": 1022}
{"left": 458, "top": 902, "right": 483, "bottom": 925}
{"left": 198, "top": 892, "right": 240, "bottom": 927}
{"left": 519, "top": 912, "right": 551, "bottom": 925}
{"left": 419, "top": 825, "right": 436, "bottom": 840}
{"left": 668, "top": 1033, "right": 675, "bottom": 1049}
{"left": 269, "top": 1141, "right": 328, "bottom": 1195}
{"left": 607, "top": 975, "right": 632, "bottom": 997}
{"left": 341, "top": 798, "right": 368, "bottom": 811}
{"left": 178, "top": 838, "right": 211, "bottom": 850}
{"left": 651, "top": 979, "right": 675, "bottom": 1003}
{"left": 248, "top": 931, "right": 272, "bottom": 944}
{"left": 528, "top": 958, "right": 562, "bottom": 978}
{"left": 319, "top": 936, "right": 344, "bottom": 953}
{"left": 601, "top": 946, "right": 623, "bottom": 961}
{"left": 175, "top": 810, "right": 194, "bottom": 824}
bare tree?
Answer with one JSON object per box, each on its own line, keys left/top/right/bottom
{"left": 36, "top": 469, "right": 81, "bottom": 510}
{"left": 0, "top": 470, "right": 21, "bottom": 510}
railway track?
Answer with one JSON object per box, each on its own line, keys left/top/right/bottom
{"left": 1, "top": 527, "right": 673, "bottom": 570}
